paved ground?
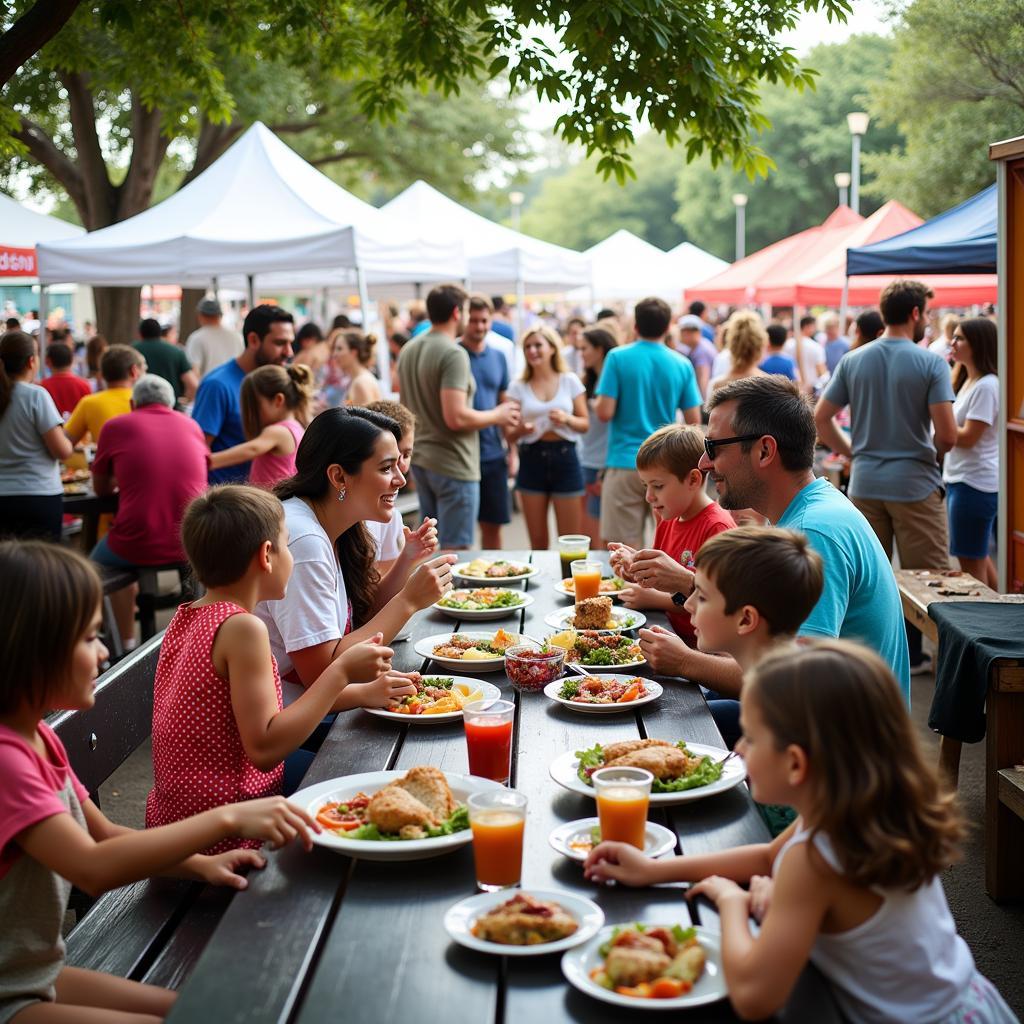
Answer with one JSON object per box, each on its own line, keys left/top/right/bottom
{"left": 98, "top": 504, "right": 1024, "bottom": 1014}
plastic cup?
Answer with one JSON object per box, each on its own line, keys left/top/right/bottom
{"left": 592, "top": 766, "right": 653, "bottom": 849}
{"left": 468, "top": 789, "right": 527, "bottom": 891}
{"left": 558, "top": 534, "right": 591, "bottom": 579}
{"left": 571, "top": 559, "right": 603, "bottom": 601}
{"left": 464, "top": 699, "right": 515, "bottom": 785}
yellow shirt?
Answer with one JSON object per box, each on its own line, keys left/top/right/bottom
{"left": 65, "top": 387, "right": 132, "bottom": 443}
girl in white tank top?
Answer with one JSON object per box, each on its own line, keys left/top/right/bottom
{"left": 584, "top": 639, "right": 1017, "bottom": 1023}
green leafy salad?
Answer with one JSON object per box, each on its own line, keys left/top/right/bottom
{"left": 438, "top": 588, "right": 525, "bottom": 611}
{"left": 575, "top": 741, "right": 724, "bottom": 793}
{"left": 345, "top": 805, "right": 470, "bottom": 842}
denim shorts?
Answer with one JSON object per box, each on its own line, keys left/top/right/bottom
{"left": 582, "top": 466, "right": 602, "bottom": 519}
{"left": 411, "top": 464, "right": 479, "bottom": 548}
{"left": 478, "top": 456, "right": 511, "bottom": 525}
{"left": 515, "top": 440, "right": 584, "bottom": 498}
{"left": 947, "top": 481, "right": 997, "bottom": 559}
{"left": 91, "top": 534, "right": 137, "bottom": 568}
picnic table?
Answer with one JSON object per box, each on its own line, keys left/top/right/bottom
{"left": 62, "top": 482, "right": 118, "bottom": 550}
{"left": 165, "top": 550, "right": 841, "bottom": 1022}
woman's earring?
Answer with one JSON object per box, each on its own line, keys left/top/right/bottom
{"left": 338, "top": 487, "right": 346, "bottom": 503}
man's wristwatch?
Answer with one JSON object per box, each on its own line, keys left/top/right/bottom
{"left": 671, "top": 592, "right": 687, "bottom": 607}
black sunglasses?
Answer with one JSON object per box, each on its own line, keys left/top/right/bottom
{"left": 703, "top": 433, "right": 764, "bottom": 461}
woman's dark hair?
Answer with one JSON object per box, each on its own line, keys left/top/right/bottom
{"left": 952, "top": 317, "right": 998, "bottom": 394}
{"left": 0, "top": 330, "right": 36, "bottom": 419}
{"left": 86, "top": 334, "right": 108, "bottom": 374}
{"left": 852, "top": 309, "right": 884, "bottom": 349}
{"left": 275, "top": 407, "right": 401, "bottom": 627}
{"left": 296, "top": 322, "right": 323, "bottom": 348}
{"left": 580, "top": 327, "right": 617, "bottom": 398}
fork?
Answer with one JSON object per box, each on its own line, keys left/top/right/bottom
{"left": 716, "top": 750, "right": 739, "bottom": 768}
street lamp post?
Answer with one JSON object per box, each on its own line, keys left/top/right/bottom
{"left": 732, "top": 193, "right": 748, "bottom": 261}
{"left": 834, "top": 171, "right": 851, "bottom": 209}
{"left": 846, "top": 112, "right": 870, "bottom": 214}
{"left": 509, "top": 190, "right": 525, "bottom": 232}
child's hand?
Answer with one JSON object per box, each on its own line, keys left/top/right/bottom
{"left": 227, "top": 796, "right": 320, "bottom": 852}
{"left": 607, "top": 542, "right": 637, "bottom": 581}
{"left": 339, "top": 633, "right": 393, "bottom": 683}
{"left": 749, "top": 874, "right": 773, "bottom": 923}
{"left": 583, "top": 841, "right": 659, "bottom": 886}
{"left": 687, "top": 875, "right": 749, "bottom": 910}
{"left": 630, "top": 548, "right": 693, "bottom": 593}
{"left": 196, "top": 848, "right": 267, "bottom": 890}
{"left": 638, "top": 625, "right": 689, "bottom": 675}
{"left": 402, "top": 517, "right": 439, "bottom": 562}
{"left": 619, "top": 583, "right": 659, "bottom": 610}
{"left": 362, "top": 670, "right": 419, "bottom": 708}
{"left": 403, "top": 553, "right": 457, "bottom": 610}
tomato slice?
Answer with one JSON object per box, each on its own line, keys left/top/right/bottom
{"left": 316, "top": 802, "right": 364, "bottom": 831}
{"left": 617, "top": 682, "right": 642, "bottom": 703}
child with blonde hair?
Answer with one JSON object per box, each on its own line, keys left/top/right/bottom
{"left": 209, "top": 364, "right": 314, "bottom": 488}
{"left": 586, "top": 641, "right": 1017, "bottom": 1023}
{"left": 0, "top": 541, "right": 317, "bottom": 1023}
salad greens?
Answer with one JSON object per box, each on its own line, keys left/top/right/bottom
{"left": 575, "top": 741, "right": 724, "bottom": 793}
{"left": 598, "top": 923, "right": 695, "bottom": 958}
{"left": 559, "top": 678, "right": 581, "bottom": 699}
{"left": 439, "top": 589, "right": 525, "bottom": 611}
{"left": 344, "top": 804, "right": 470, "bottom": 842}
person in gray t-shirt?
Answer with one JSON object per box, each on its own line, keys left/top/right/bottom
{"left": 815, "top": 280, "right": 957, "bottom": 671}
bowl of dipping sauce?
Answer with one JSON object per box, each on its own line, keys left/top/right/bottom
{"left": 504, "top": 644, "right": 565, "bottom": 693}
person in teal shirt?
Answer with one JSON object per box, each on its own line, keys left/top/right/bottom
{"left": 595, "top": 296, "right": 702, "bottom": 548}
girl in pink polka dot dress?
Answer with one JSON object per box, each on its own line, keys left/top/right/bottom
{"left": 145, "top": 486, "right": 396, "bottom": 853}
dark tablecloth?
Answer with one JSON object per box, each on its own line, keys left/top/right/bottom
{"left": 928, "top": 602, "right": 1024, "bottom": 742}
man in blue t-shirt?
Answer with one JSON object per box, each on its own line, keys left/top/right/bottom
{"left": 759, "top": 323, "right": 798, "bottom": 380}
{"left": 461, "top": 295, "right": 512, "bottom": 549}
{"left": 489, "top": 296, "right": 516, "bottom": 342}
{"left": 595, "top": 296, "right": 702, "bottom": 548}
{"left": 192, "top": 304, "right": 295, "bottom": 484}
{"left": 637, "top": 374, "right": 911, "bottom": 704}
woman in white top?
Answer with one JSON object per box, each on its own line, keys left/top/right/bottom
{"left": 505, "top": 325, "right": 589, "bottom": 549}
{"left": 708, "top": 311, "right": 768, "bottom": 394}
{"left": 0, "top": 330, "right": 73, "bottom": 540}
{"left": 944, "top": 317, "right": 999, "bottom": 588}
{"left": 584, "top": 641, "right": 1016, "bottom": 1024}
{"left": 330, "top": 329, "right": 382, "bottom": 407}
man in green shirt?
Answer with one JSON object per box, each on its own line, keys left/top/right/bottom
{"left": 133, "top": 318, "right": 197, "bottom": 406}
{"left": 397, "top": 284, "right": 521, "bottom": 550}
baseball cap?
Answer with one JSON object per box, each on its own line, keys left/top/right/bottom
{"left": 678, "top": 314, "right": 703, "bottom": 330}
{"left": 196, "top": 297, "right": 222, "bottom": 316}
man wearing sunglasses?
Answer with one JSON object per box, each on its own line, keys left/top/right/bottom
{"left": 638, "top": 374, "right": 910, "bottom": 703}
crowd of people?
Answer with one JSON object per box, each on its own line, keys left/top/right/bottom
{"left": 0, "top": 276, "right": 1016, "bottom": 1023}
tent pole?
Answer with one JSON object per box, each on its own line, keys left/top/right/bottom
{"left": 839, "top": 277, "right": 850, "bottom": 341}
{"left": 515, "top": 250, "right": 526, "bottom": 342}
{"left": 37, "top": 284, "right": 49, "bottom": 355}
{"left": 246, "top": 274, "right": 255, "bottom": 308}
{"left": 211, "top": 276, "right": 218, "bottom": 298}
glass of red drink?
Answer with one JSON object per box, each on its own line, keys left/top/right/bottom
{"left": 464, "top": 699, "right": 515, "bottom": 785}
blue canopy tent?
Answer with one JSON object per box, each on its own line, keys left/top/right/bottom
{"left": 846, "top": 184, "right": 996, "bottom": 276}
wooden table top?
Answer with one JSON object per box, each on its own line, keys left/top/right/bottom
{"left": 166, "top": 550, "right": 839, "bottom": 1023}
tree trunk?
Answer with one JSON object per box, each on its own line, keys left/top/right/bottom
{"left": 93, "top": 286, "right": 142, "bottom": 346}
{"left": 178, "top": 287, "right": 205, "bottom": 343}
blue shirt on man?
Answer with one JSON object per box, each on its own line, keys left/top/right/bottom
{"left": 760, "top": 353, "right": 798, "bottom": 380}
{"left": 596, "top": 340, "right": 702, "bottom": 469}
{"left": 777, "top": 477, "right": 911, "bottom": 701}
{"left": 490, "top": 319, "right": 515, "bottom": 342}
{"left": 462, "top": 342, "right": 509, "bottom": 464}
{"left": 824, "top": 336, "right": 850, "bottom": 374}
{"left": 191, "top": 357, "right": 249, "bottom": 483}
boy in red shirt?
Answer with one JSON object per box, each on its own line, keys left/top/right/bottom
{"left": 40, "top": 341, "right": 91, "bottom": 418}
{"left": 609, "top": 424, "right": 734, "bottom": 641}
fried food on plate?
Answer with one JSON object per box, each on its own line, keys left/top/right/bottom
{"left": 601, "top": 738, "right": 672, "bottom": 763}
{"left": 606, "top": 745, "right": 693, "bottom": 781}
{"left": 367, "top": 766, "right": 456, "bottom": 838}
{"left": 471, "top": 893, "right": 579, "bottom": 945}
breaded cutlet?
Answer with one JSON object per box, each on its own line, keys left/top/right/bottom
{"left": 605, "top": 744, "right": 691, "bottom": 780}
{"left": 600, "top": 738, "right": 672, "bottom": 763}
{"left": 392, "top": 765, "right": 456, "bottom": 820}
{"left": 367, "top": 786, "right": 435, "bottom": 834}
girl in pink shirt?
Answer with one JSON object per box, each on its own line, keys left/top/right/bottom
{"left": 208, "top": 364, "right": 313, "bottom": 488}
{"left": 0, "top": 541, "right": 319, "bottom": 1023}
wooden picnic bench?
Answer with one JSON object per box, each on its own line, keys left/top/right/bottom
{"left": 895, "top": 568, "right": 1024, "bottom": 901}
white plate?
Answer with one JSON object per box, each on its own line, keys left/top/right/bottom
{"left": 293, "top": 771, "right": 504, "bottom": 861}
{"left": 414, "top": 631, "right": 540, "bottom": 672}
{"left": 552, "top": 577, "right": 626, "bottom": 601}
{"left": 453, "top": 561, "right": 539, "bottom": 584}
{"left": 562, "top": 924, "right": 727, "bottom": 1009}
{"left": 544, "top": 607, "right": 646, "bottom": 634}
{"left": 548, "top": 818, "right": 676, "bottom": 863}
{"left": 363, "top": 677, "right": 501, "bottom": 724}
{"left": 433, "top": 590, "right": 534, "bottom": 621}
{"left": 548, "top": 743, "right": 746, "bottom": 805}
{"left": 542, "top": 675, "right": 662, "bottom": 714}
{"left": 444, "top": 889, "right": 604, "bottom": 957}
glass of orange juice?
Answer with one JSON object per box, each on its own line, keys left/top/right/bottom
{"left": 591, "top": 766, "right": 653, "bottom": 850}
{"left": 468, "top": 789, "right": 527, "bottom": 891}
{"left": 570, "top": 559, "right": 603, "bottom": 601}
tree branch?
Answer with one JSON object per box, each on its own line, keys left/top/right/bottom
{"left": 14, "top": 115, "right": 87, "bottom": 216}
{"left": 0, "top": 0, "right": 81, "bottom": 87}
{"left": 61, "top": 69, "right": 114, "bottom": 228}
{"left": 308, "top": 150, "right": 370, "bottom": 168}
{"left": 177, "top": 117, "right": 243, "bottom": 189}
{"left": 118, "top": 93, "right": 170, "bottom": 219}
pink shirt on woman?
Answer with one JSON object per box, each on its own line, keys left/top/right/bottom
{"left": 248, "top": 418, "right": 304, "bottom": 489}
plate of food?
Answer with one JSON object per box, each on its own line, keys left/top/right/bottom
{"left": 561, "top": 923, "right": 726, "bottom": 1008}
{"left": 294, "top": 766, "right": 504, "bottom": 861}
{"left": 363, "top": 676, "right": 501, "bottom": 723}
{"left": 547, "top": 630, "right": 646, "bottom": 672}
{"left": 433, "top": 587, "right": 534, "bottom": 621}
{"left": 544, "top": 598, "right": 645, "bottom": 634}
{"left": 543, "top": 674, "right": 662, "bottom": 714}
{"left": 414, "top": 630, "right": 539, "bottom": 672}
{"left": 554, "top": 576, "right": 626, "bottom": 600}
{"left": 453, "top": 558, "right": 539, "bottom": 583}
{"left": 548, "top": 818, "right": 676, "bottom": 863}
{"left": 444, "top": 890, "right": 604, "bottom": 957}
{"left": 549, "top": 738, "right": 745, "bottom": 805}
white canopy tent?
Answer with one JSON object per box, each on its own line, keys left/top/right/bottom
{"left": 665, "top": 241, "right": 728, "bottom": 298}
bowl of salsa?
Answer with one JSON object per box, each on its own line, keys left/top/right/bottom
{"left": 505, "top": 644, "right": 565, "bottom": 693}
